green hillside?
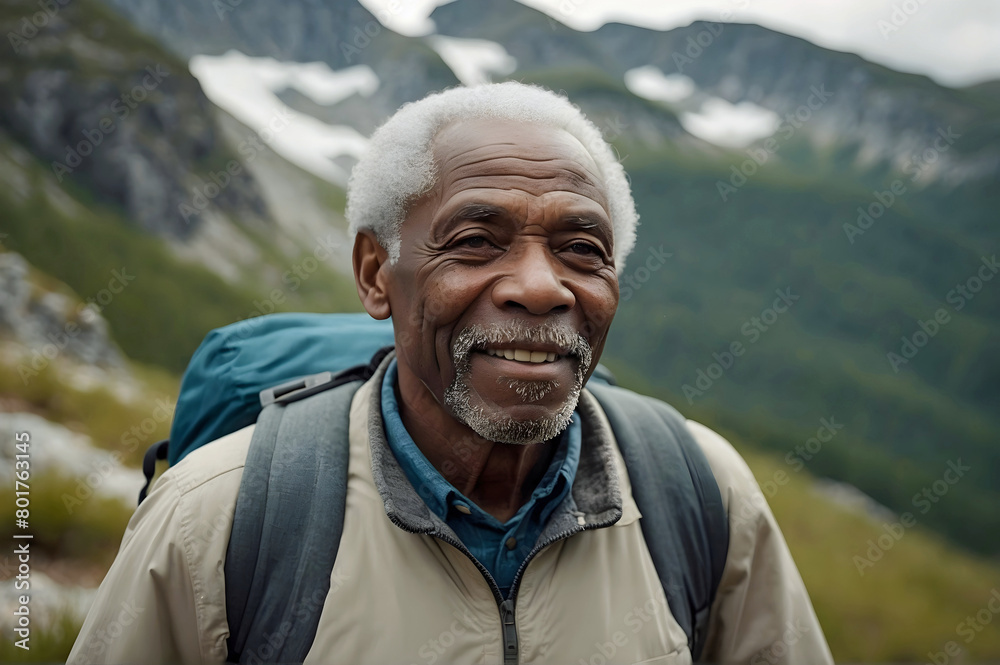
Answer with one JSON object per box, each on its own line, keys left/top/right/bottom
{"left": 740, "top": 445, "right": 1000, "bottom": 662}
{"left": 603, "top": 155, "right": 1000, "bottom": 558}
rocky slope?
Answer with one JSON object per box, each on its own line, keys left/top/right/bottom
{"left": 0, "top": 0, "right": 270, "bottom": 240}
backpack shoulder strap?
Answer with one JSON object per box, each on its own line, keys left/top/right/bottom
{"left": 224, "top": 378, "right": 361, "bottom": 664}
{"left": 586, "top": 382, "right": 729, "bottom": 661}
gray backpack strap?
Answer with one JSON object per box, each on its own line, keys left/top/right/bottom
{"left": 587, "top": 383, "right": 729, "bottom": 662}
{"left": 224, "top": 379, "right": 362, "bottom": 664}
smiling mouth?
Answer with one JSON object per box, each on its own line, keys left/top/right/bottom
{"left": 481, "top": 348, "right": 560, "bottom": 363}
{"left": 450, "top": 321, "right": 591, "bottom": 377}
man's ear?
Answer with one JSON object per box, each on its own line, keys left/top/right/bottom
{"left": 352, "top": 230, "right": 391, "bottom": 320}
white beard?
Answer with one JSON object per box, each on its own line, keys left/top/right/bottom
{"left": 443, "top": 321, "right": 592, "bottom": 445}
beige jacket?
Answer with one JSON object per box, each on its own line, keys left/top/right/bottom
{"left": 69, "top": 370, "right": 833, "bottom": 664}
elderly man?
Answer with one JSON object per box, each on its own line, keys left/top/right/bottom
{"left": 70, "top": 82, "right": 833, "bottom": 664}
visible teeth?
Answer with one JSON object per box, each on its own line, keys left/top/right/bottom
{"left": 484, "top": 348, "right": 559, "bottom": 363}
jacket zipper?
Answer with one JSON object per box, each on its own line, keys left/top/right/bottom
{"left": 385, "top": 516, "right": 516, "bottom": 660}
{"left": 499, "top": 599, "right": 518, "bottom": 665}
{"left": 387, "top": 512, "right": 619, "bottom": 664}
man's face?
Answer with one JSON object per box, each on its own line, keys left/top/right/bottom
{"left": 381, "top": 118, "right": 619, "bottom": 444}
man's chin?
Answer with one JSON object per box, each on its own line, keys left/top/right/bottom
{"left": 445, "top": 384, "right": 579, "bottom": 445}
{"left": 462, "top": 406, "right": 575, "bottom": 446}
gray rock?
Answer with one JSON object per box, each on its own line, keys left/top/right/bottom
{"left": 0, "top": 252, "right": 125, "bottom": 369}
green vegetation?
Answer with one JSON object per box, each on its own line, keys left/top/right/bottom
{"left": 0, "top": 608, "right": 82, "bottom": 662}
{"left": 741, "top": 445, "right": 1000, "bottom": 662}
{"left": 0, "top": 352, "right": 176, "bottom": 466}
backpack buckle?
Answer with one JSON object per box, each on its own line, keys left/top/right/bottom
{"left": 259, "top": 371, "right": 336, "bottom": 407}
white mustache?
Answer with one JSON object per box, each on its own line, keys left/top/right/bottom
{"left": 451, "top": 321, "right": 593, "bottom": 374}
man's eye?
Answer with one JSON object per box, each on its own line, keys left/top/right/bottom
{"left": 455, "top": 236, "right": 490, "bottom": 249}
{"left": 568, "top": 242, "right": 600, "bottom": 256}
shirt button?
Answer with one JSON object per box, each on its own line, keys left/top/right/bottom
{"left": 505, "top": 537, "right": 517, "bottom": 550}
{"left": 454, "top": 503, "right": 472, "bottom": 515}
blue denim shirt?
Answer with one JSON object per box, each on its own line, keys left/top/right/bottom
{"left": 380, "top": 359, "right": 581, "bottom": 597}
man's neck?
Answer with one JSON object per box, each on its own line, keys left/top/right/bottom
{"left": 395, "top": 362, "right": 558, "bottom": 523}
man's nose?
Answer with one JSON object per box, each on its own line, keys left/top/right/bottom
{"left": 492, "top": 244, "right": 575, "bottom": 315}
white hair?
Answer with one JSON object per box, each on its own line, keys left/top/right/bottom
{"left": 346, "top": 82, "right": 639, "bottom": 272}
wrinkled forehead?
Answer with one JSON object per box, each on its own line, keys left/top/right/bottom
{"left": 428, "top": 118, "right": 610, "bottom": 208}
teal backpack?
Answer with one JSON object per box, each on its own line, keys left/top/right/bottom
{"left": 142, "top": 313, "right": 729, "bottom": 663}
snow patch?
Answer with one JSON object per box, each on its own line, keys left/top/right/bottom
{"left": 624, "top": 66, "right": 695, "bottom": 104}
{"left": 427, "top": 35, "right": 517, "bottom": 86}
{"left": 679, "top": 97, "right": 781, "bottom": 149}
{"left": 189, "top": 51, "right": 379, "bottom": 184}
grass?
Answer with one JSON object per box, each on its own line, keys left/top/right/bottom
{"left": 0, "top": 608, "right": 82, "bottom": 663}
{"left": 740, "top": 445, "right": 1000, "bottom": 662}
{"left": 0, "top": 350, "right": 177, "bottom": 467}
{"left": 0, "top": 469, "right": 134, "bottom": 565}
